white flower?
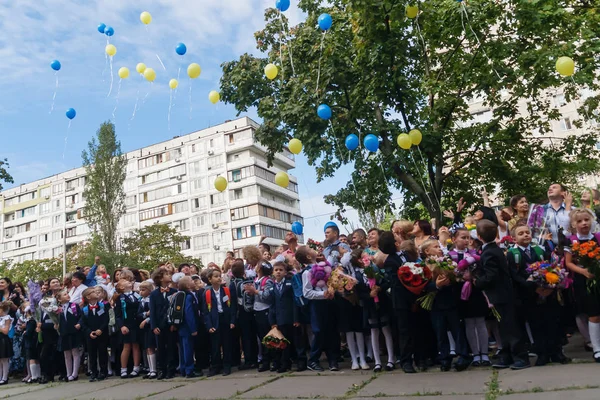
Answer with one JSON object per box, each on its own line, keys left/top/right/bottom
{"left": 411, "top": 266, "right": 423, "bottom": 275}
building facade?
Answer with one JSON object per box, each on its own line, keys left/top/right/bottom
{"left": 0, "top": 117, "right": 302, "bottom": 266}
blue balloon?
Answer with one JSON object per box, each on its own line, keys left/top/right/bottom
{"left": 175, "top": 43, "right": 187, "bottom": 56}
{"left": 97, "top": 23, "right": 106, "bottom": 34}
{"left": 318, "top": 13, "right": 332, "bottom": 31}
{"left": 317, "top": 104, "right": 332, "bottom": 120}
{"left": 50, "top": 60, "right": 61, "bottom": 71}
{"left": 291, "top": 221, "right": 303, "bottom": 235}
{"left": 345, "top": 134, "right": 359, "bottom": 151}
{"left": 66, "top": 108, "right": 76, "bottom": 120}
{"left": 104, "top": 26, "right": 114, "bottom": 36}
{"left": 364, "top": 134, "right": 379, "bottom": 152}
{"left": 276, "top": 0, "right": 290, "bottom": 11}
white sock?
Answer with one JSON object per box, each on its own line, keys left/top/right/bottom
{"left": 473, "top": 354, "right": 481, "bottom": 362}
{"left": 31, "top": 363, "right": 41, "bottom": 379}
{"left": 476, "top": 318, "right": 489, "bottom": 356}
{"left": 382, "top": 326, "right": 395, "bottom": 364}
{"left": 72, "top": 348, "right": 82, "bottom": 378}
{"left": 64, "top": 350, "right": 73, "bottom": 378}
{"left": 346, "top": 333, "right": 358, "bottom": 364}
{"left": 370, "top": 328, "right": 382, "bottom": 366}
{"left": 148, "top": 353, "right": 157, "bottom": 373}
{"left": 525, "top": 322, "right": 534, "bottom": 345}
{"left": 0, "top": 358, "right": 5, "bottom": 381}
{"left": 1, "top": 358, "right": 9, "bottom": 380}
{"left": 447, "top": 331, "right": 456, "bottom": 353}
{"left": 577, "top": 315, "right": 591, "bottom": 342}
{"left": 25, "top": 362, "right": 32, "bottom": 379}
{"left": 133, "top": 365, "right": 140, "bottom": 373}
{"left": 366, "top": 335, "right": 374, "bottom": 359}
{"left": 355, "top": 332, "right": 366, "bottom": 364}
{"left": 482, "top": 354, "right": 490, "bottom": 362}
{"left": 588, "top": 321, "right": 600, "bottom": 355}
{"left": 121, "top": 367, "right": 128, "bottom": 375}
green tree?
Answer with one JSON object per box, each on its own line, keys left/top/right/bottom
{"left": 0, "top": 259, "right": 63, "bottom": 284}
{"left": 120, "top": 224, "right": 202, "bottom": 271}
{"left": 0, "top": 158, "right": 14, "bottom": 191}
{"left": 82, "top": 122, "right": 127, "bottom": 254}
{"left": 220, "top": 0, "right": 600, "bottom": 220}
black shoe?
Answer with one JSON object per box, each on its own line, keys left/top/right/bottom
{"left": 585, "top": 342, "right": 593, "bottom": 352}
{"left": 510, "top": 360, "right": 531, "bottom": 370}
{"left": 365, "top": 356, "right": 374, "bottom": 363}
{"left": 39, "top": 377, "right": 49, "bottom": 384}
{"left": 471, "top": 360, "right": 481, "bottom": 367}
{"left": 594, "top": 352, "right": 600, "bottom": 363}
{"left": 86, "top": 371, "right": 92, "bottom": 376}
{"left": 238, "top": 363, "right": 252, "bottom": 371}
{"left": 296, "top": 361, "right": 307, "bottom": 372}
{"left": 453, "top": 357, "right": 470, "bottom": 372}
{"left": 385, "top": 362, "right": 395, "bottom": 371}
{"left": 59, "top": 375, "right": 67, "bottom": 382}
{"left": 89, "top": 375, "right": 97, "bottom": 382}
{"left": 481, "top": 359, "right": 492, "bottom": 367}
{"left": 186, "top": 372, "right": 199, "bottom": 378}
{"left": 195, "top": 370, "right": 203, "bottom": 377}
{"left": 550, "top": 353, "right": 571, "bottom": 364}
{"left": 402, "top": 363, "right": 416, "bottom": 374}
{"left": 258, "top": 364, "right": 270, "bottom": 372}
{"left": 307, "top": 362, "right": 324, "bottom": 372}
{"left": 278, "top": 365, "right": 289, "bottom": 373}
{"left": 222, "top": 367, "right": 231, "bottom": 376}
{"left": 373, "top": 364, "right": 382, "bottom": 373}
{"left": 157, "top": 372, "right": 165, "bottom": 380}
{"left": 207, "top": 369, "right": 218, "bottom": 378}
{"left": 97, "top": 373, "right": 106, "bottom": 381}
{"left": 270, "top": 364, "right": 279, "bottom": 372}
{"left": 165, "top": 373, "right": 175, "bottom": 379}
{"left": 535, "top": 354, "right": 549, "bottom": 367}
{"left": 492, "top": 360, "right": 511, "bottom": 369}
{"left": 329, "top": 363, "right": 339, "bottom": 371}
{"left": 440, "top": 361, "right": 451, "bottom": 372}
{"left": 416, "top": 360, "right": 427, "bottom": 372}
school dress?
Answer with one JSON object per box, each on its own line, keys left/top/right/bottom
{"left": 22, "top": 318, "right": 39, "bottom": 360}
{"left": 58, "top": 303, "right": 82, "bottom": 351}
{"left": 80, "top": 301, "right": 111, "bottom": 377}
{"left": 137, "top": 297, "right": 154, "bottom": 350}
{"left": 115, "top": 292, "right": 142, "bottom": 344}
{"left": 0, "top": 315, "right": 14, "bottom": 359}
{"left": 337, "top": 257, "right": 365, "bottom": 333}
{"left": 566, "top": 235, "right": 600, "bottom": 317}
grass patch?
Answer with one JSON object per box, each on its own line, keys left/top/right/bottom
{"left": 340, "top": 374, "right": 378, "bottom": 399}
{"left": 485, "top": 370, "right": 500, "bottom": 400}
{"left": 229, "top": 374, "right": 287, "bottom": 399}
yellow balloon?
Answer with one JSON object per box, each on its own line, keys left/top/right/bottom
{"left": 288, "top": 138, "right": 303, "bottom": 155}
{"left": 556, "top": 56, "right": 575, "bottom": 77}
{"left": 169, "top": 79, "right": 178, "bottom": 89}
{"left": 264, "top": 63, "right": 278, "bottom": 80}
{"left": 188, "top": 63, "right": 201, "bottom": 79}
{"left": 214, "top": 176, "right": 227, "bottom": 192}
{"left": 118, "top": 67, "right": 130, "bottom": 79}
{"left": 275, "top": 172, "right": 290, "bottom": 188}
{"left": 397, "top": 133, "right": 412, "bottom": 150}
{"left": 136, "top": 63, "right": 147, "bottom": 74}
{"left": 208, "top": 90, "right": 220, "bottom": 104}
{"left": 105, "top": 44, "right": 117, "bottom": 57}
{"left": 140, "top": 11, "right": 152, "bottom": 25}
{"left": 406, "top": 5, "right": 419, "bottom": 19}
{"left": 144, "top": 68, "right": 156, "bottom": 82}
{"left": 408, "top": 129, "right": 422, "bottom": 145}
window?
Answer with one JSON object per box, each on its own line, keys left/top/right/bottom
{"left": 192, "top": 196, "right": 207, "bottom": 211}
{"left": 212, "top": 231, "right": 227, "bottom": 244}
{"left": 260, "top": 224, "right": 287, "bottom": 240}
{"left": 231, "top": 206, "right": 248, "bottom": 220}
{"left": 66, "top": 212, "right": 77, "bottom": 222}
{"left": 53, "top": 183, "right": 64, "bottom": 194}
{"left": 54, "top": 199, "right": 61, "bottom": 210}
{"left": 66, "top": 179, "right": 79, "bottom": 191}
{"left": 39, "top": 249, "right": 51, "bottom": 259}
{"left": 233, "top": 189, "right": 243, "bottom": 200}
{"left": 53, "top": 215, "right": 62, "bottom": 226}
{"left": 4, "top": 197, "right": 16, "bottom": 207}
{"left": 4, "top": 212, "right": 15, "bottom": 222}
{"left": 19, "top": 192, "right": 36, "bottom": 203}
{"left": 560, "top": 117, "right": 572, "bottom": 131}
{"left": 232, "top": 170, "right": 242, "bottom": 182}
{"left": 228, "top": 133, "right": 234, "bottom": 144}
{"left": 52, "top": 230, "right": 63, "bottom": 241}
{"left": 170, "top": 218, "right": 189, "bottom": 231}
{"left": 210, "top": 192, "right": 226, "bottom": 206}
{"left": 40, "top": 233, "right": 49, "bottom": 243}
{"left": 123, "top": 213, "right": 137, "bottom": 227}
{"left": 139, "top": 204, "right": 171, "bottom": 221}
{"left": 207, "top": 155, "right": 223, "bottom": 169}
{"left": 209, "top": 139, "right": 214, "bottom": 148}
{"left": 212, "top": 211, "right": 226, "bottom": 224}
{"left": 66, "top": 227, "right": 77, "bottom": 238}
{"left": 17, "top": 206, "right": 36, "bottom": 219}
{"left": 141, "top": 184, "right": 184, "bottom": 203}
{"left": 190, "top": 161, "right": 202, "bottom": 175}
{"left": 125, "top": 195, "right": 137, "bottom": 208}
{"left": 40, "top": 187, "right": 51, "bottom": 198}
{"left": 172, "top": 201, "right": 188, "bottom": 214}
{"left": 193, "top": 234, "right": 210, "bottom": 250}
{"left": 554, "top": 94, "right": 567, "bottom": 107}
{"left": 233, "top": 225, "right": 259, "bottom": 240}
{"left": 66, "top": 194, "right": 78, "bottom": 206}
{"left": 191, "top": 144, "right": 196, "bottom": 153}
{"left": 181, "top": 239, "right": 191, "bottom": 250}
{"left": 191, "top": 177, "right": 206, "bottom": 191}
{"left": 193, "top": 215, "right": 208, "bottom": 229}
{"left": 40, "top": 202, "right": 52, "bottom": 215}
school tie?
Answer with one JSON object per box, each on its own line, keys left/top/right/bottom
{"left": 277, "top": 282, "right": 283, "bottom": 293}
{"left": 525, "top": 247, "right": 531, "bottom": 260}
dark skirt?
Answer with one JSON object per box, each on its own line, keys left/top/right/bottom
{"left": 59, "top": 333, "right": 82, "bottom": 351}
{"left": 24, "top": 345, "right": 40, "bottom": 360}
{"left": 363, "top": 294, "right": 393, "bottom": 329}
{"left": 573, "top": 275, "right": 600, "bottom": 317}
{"left": 141, "top": 327, "right": 155, "bottom": 350}
{"left": 120, "top": 322, "right": 139, "bottom": 344}
{"left": 459, "top": 285, "right": 489, "bottom": 319}
{"left": 0, "top": 333, "right": 13, "bottom": 358}
{"left": 337, "top": 296, "right": 364, "bottom": 333}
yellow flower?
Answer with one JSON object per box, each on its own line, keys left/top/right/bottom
{"left": 545, "top": 272, "right": 559, "bottom": 285}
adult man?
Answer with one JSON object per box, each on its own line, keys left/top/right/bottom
{"left": 84, "top": 256, "right": 101, "bottom": 287}
{"left": 351, "top": 229, "right": 368, "bottom": 249}
{"left": 339, "top": 234, "right": 348, "bottom": 245}
{"left": 322, "top": 222, "right": 351, "bottom": 267}
{"left": 68, "top": 271, "right": 88, "bottom": 305}
{"left": 543, "top": 183, "right": 573, "bottom": 243}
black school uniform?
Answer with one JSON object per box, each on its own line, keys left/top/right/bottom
{"left": 115, "top": 292, "right": 141, "bottom": 344}
{"left": 0, "top": 315, "right": 14, "bottom": 359}
{"left": 58, "top": 302, "right": 82, "bottom": 351}
{"left": 39, "top": 310, "right": 60, "bottom": 381}
{"left": 567, "top": 235, "right": 600, "bottom": 317}
{"left": 22, "top": 318, "right": 39, "bottom": 360}
{"left": 80, "top": 301, "right": 111, "bottom": 376}
{"left": 193, "top": 288, "right": 210, "bottom": 370}
{"left": 149, "top": 287, "right": 178, "bottom": 376}
{"left": 268, "top": 277, "right": 295, "bottom": 370}
{"left": 202, "top": 286, "right": 236, "bottom": 373}
{"left": 231, "top": 277, "right": 258, "bottom": 368}
{"left": 137, "top": 297, "right": 154, "bottom": 350}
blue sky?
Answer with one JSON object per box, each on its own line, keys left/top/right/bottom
{"left": 0, "top": 0, "right": 361, "bottom": 242}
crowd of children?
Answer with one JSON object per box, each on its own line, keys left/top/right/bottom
{"left": 2, "top": 189, "right": 600, "bottom": 385}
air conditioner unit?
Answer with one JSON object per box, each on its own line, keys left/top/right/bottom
{"left": 44, "top": 195, "right": 50, "bottom": 200}
{"left": 208, "top": 150, "right": 214, "bottom": 155}
{"left": 67, "top": 204, "right": 74, "bottom": 209}
{"left": 175, "top": 158, "right": 180, "bottom": 163}
{"left": 207, "top": 166, "right": 212, "bottom": 170}
{"left": 212, "top": 224, "right": 220, "bottom": 229}
{"left": 5, "top": 233, "right": 12, "bottom": 239}
{"left": 213, "top": 245, "right": 220, "bottom": 251}
{"left": 176, "top": 176, "right": 183, "bottom": 181}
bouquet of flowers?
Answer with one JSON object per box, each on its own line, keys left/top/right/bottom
{"left": 397, "top": 262, "right": 432, "bottom": 295}
{"left": 571, "top": 241, "right": 600, "bottom": 293}
{"left": 417, "top": 257, "right": 457, "bottom": 310}
{"left": 362, "top": 255, "right": 383, "bottom": 303}
{"left": 455, "top": 253, "right": 480, "bottom": 300}
{"left": 328, "top": 267, "right": 358, "bottom": 294}
{"left": 526, "top": 261, "right": 571, "bottom": 289}
{"left": 500, "top": 236, "right": 515, "bottom": 248}
{"left": 262, "top": 327, "right": 290, "bottom": 350}
{"left": 527, "top": 204, "right": 547, "bottom": 240}
{"left": 309, "top": 261, "right": 332, "bottom": 289}
{"left": 27, "top": 280, "right": 43, "bottom": 322}
{"left": 39, "top": 296, "right": 60, "bottom": 326}
{"left": 307, "top": 238, "right": 324, "bottom": 253}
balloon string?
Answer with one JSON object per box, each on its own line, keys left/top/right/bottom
{"left": 112, "top": 79, "right": 122, "bottom": 120}
{"left": 62, "top": 120, "right": 72, "bottom": 160}
{"left": 168, "top": 89, "right": 173, "bottom": 133}
{"left": 107, "top": 57, "right": 114, "bottom": 97}
{"left": 49, "top": 72, "right": 59, "bottom": 114}
{"left": 131, "top": 86, "right": 141, "bottom": 121}
{"left": 279, "top": 11, "right": 284, "bottom": 82}
{"left": 409, "top": 150, "right": 436, "bottom": 211}
{"left": 286, "top": 16, "right": 296, "bottom": 76}
{"left": 142, "top": 83, "right": 152, "bottom": 105}
{"left": 315, "top": 31, "right": 326, "bottom": 95}
{"left": 461, "top": 3, "right": 502, "bottom": 81}
{"left": 416, "top": 146, "right": 441, "bottom": 212}
{"left": 145, "top": 25, "right": 167, "bottom": 71}
{"left": 102, "top": 38, "right": 109, "bottom": 83}
{"left": 189, "top": 81, "right": 193, "bottom": 119}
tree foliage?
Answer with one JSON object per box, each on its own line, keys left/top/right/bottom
{"left": 82, "top": 122, "right": 126, "bottom": 254}
{"left": 220, "top": 0, "right": 600, "bottom": 220}
{"left": 0, "top": 158, "right": 14, "bottom": 191}
{"left": 120, "top": 224, "right": 202, "bottom": 272}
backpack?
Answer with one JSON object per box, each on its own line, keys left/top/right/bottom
{"left": 205, "top": 287, "right": 231, "bottom": 312}
{"left": 508, "top": 246, "right": 545, "bottom": 265}
{"left": 235, "top": 279, "right": 255, "bottom": 312}
{"left": 82, "top": 301, "right": 106, "bottom": 317}
{"left": 292, "top": 267, "right": 309, "bottom": 307}
{"left": 167, "top": 291, "right": 187, "bottom": 326}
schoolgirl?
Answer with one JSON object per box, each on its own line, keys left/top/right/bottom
{"left": 56, "top": 289, "right": 83, "bottom": 382}
{"left": 137, "top": 281, "right": 157, "bottom": 379}
{"left": 21, "top": 303, "right": 41, "bottom": 383}
{"left": 246, "top": 261, "right": 274, "bottom": 372}
{"left": 0, "top": 301, "right": 14, "bottom": 385}
{"left": 113, "top": 279, "right": 142, "bottom": 378}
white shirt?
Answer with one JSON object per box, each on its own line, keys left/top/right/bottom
{"left": 213, "top": 288, "right": 223, "bottom": 313}
{"left": 69, "top": 284, "right": 88, "bottom": 305}
{"left": 302, "top": 267, "right": 326, "bottom": 300}
{"left": 0, "top": 315, "right": 13, "bottom": 329}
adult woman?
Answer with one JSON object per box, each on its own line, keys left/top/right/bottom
{"left": 507, "top": 194, "right": 529, "bottom": 232}
{"left": 581, "top": 189, "right": 600, "bottom": 225}
{"left": 38, "top": 277, "right": 64, "bottom": 383}
{"left": 365, "top": 228, "right": 381, "bottom": 257}
{"left": 9, "top": 283, "right": 28, "bottom": 375}
{"left": 0, "top": 278, "right": 20, "bottom": 316}
{"left": 411, "top": 220, "right": 435, "bottom": 249}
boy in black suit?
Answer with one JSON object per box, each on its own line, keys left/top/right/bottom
{"left": 80, "top": 287, "right": 111, "bottom": 382}
{"left": 149, "top": 269, "right": 178, "bottom": 380}
{"left": 202, "top": 269, "right": 236, "bottom": 377}
{"left": 268, "top": 261, "right": 295, "bottom": 373}
{"left": 474, "top": 219, "right": 529, "bottom": 370}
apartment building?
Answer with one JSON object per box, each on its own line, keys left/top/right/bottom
{"left": 0, "top": 117, "right": 303, "bottom": 266}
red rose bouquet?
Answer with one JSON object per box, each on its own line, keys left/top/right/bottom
{"left": 262, "top": 327, "right": 291, "bottom": 350}
{"left": 307, "top": 238, "right": 323, "bottom": 253}
{"left": 397, "top": 262, "right": 432, "bottom": 295}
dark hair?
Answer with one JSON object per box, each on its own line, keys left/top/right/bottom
{"left": 295, "top": 246, "right": 312, "bottom": 265}
{"left": 452, "top": 228, "right": 469, "bottom": 238}
{"left": 368, "top": 228, "right": 381, "bottom": 235}
{"left": 72, "top": 271, "right": 86, "bottom": 282}
{"left": 339, "top": 233, "right": 347, "bottom": 238}
{"left": 552, "top": 183, "right": 568, "bottom": 192}
{"left": 259, "top": 261, "right": 273, "bottom": 276}
{"left": 200, "top": 269, "right": 210, "bottom": 284}
{"left": 13, "top": 282, "right": 26, "bottom": 295}
{"left": 129, "top": 268, "right": 143, "bottom": 283}
{"left": 152, "top": 269, "right": 170, "bottom": 287}
{"left": 112, "top": 268, "right": 123, "bottom": 284}
{"left": 178, "top": 263, "right": 190, "bottom": 272}
{"left": 509, "top": 194, "right": 526, "bottom": 210}
{"left": 207, "top": 269, "right": 221, "bottom": 281}
{"left": 390, "top": 220, "right": 401, "bottom": 232}
{"left": 259, "top": 243, "right": 271, "bottom": 252}
{"left": 231, "top": 259, "right": 245, "bottom": 278}
{"left": 414, "top": 220, "right": 432, "bottom": 236}
{"left": 353, "top": 229, "right": 367, "bottom": 239}
{"left": 272, "top": 261, "right": 287, "bottom": 270}
{"left": 328, "top": 225, "right": 341, "bottom": 235}
{"left": 349, "top": 248, "right": 365, "bottom": 269}
{"left": 226, "top": 251, "right": 235, "bottom": 257}
{"left": 378, "top": 231, "right": 397, "bottom": 255}
{"left": 476, "top": 220, "right": 498, "bottom": 243}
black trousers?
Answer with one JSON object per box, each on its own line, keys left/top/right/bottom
{"left": 194, "top": 322, "right": 210, "bottom": 370}
{"left": 40, "top": 333, "right": 58, "bottom": 379}
{"left": 528, "top": 296, "right": 562, "bottom": 357}
{"left": 255, "top": 309, "right": 272, "bottom": 366}
{"left": 294, "top": 323, "right": 309, "bottom": 364}
{"left": 239, "top": 309, "right": 257, "bottom": 366}
{"left": 395, "top": 308, "right": 417, "bottom": 366}
{"left": 273, "top": 325, "right": 292, "bottom": 369}
{"left": 87, "top": 335, "right": 109, "bottom": 375}
{"left": 308, "top": 301, "right": 339, "bottom": 365}
{"left": 431, "top": 309, "right": 468, "bottom": 360}
{"left": 156, "top": 328, "right": 177, "bottom": 374}
{"left": 209, "top": 313, "right": 232, "bottom": 371}
{"left": 496, "top": 303, "right": 527, "bottom": 364}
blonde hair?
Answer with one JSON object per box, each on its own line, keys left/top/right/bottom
{"left": 55, "top": 289, "right": 69, "bottom": 302}
{"left": 96, "top": 264, "right": 107, "bottom": 275}
{"left": 393, "top": 221, "right": 414, "bottom": 241}
{"left": 178, "top": 276, "right": 193, "bottom": 291}
{"left": 399, "top": 240, "right": 418, "bottom": 260}
{"left": 419, "top": 239, "right": 439, "bottom": 258}
{"left": 243, "top": 246, "right": 262, "bottom": 265}
{"left": 120, "top": 269, "right": 135, "bottom": 282}
{"left": 570, "top": 208, "right": 596, "bottom": 232}
{"left": 139, "top": 281, "right": 154, "bottom": 292}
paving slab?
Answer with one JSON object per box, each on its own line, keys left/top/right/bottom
{"left": 357, "top": 369, "right": 492, "bottom": 397}
{"left": 148, "top": 377, "right": 273, "bottom": 399}
{"left": 354, "top": 397, "right": 485, "bottom": 400}
{"left": 498, "top": 363, "right": 600, "bottom": 392}
{"left": 67, "top": 381, "right": 186, "bottom": 400}
{"left": 0, "top": 382, "right": 48, "bottom": 398}
{"left": 500, "top": 389, "right": 600, "bottom": 399}
{"left": 9, "top": 379, "right": 128, "bottom": 400}
{"left": 240, "top": 375, "right": 369, "bottom": 398}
